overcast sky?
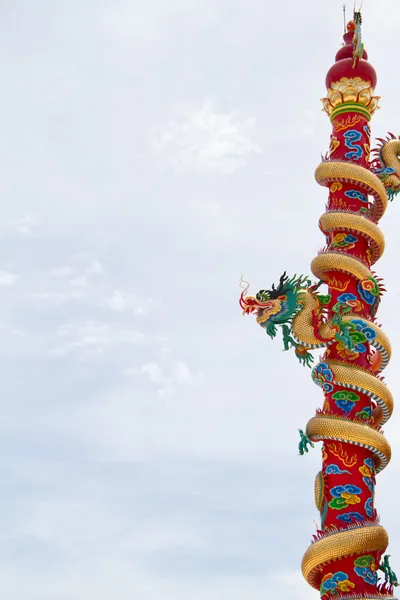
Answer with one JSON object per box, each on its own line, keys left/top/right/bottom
{"left": 1, "top": 1, "right": 400, "bottom": 598}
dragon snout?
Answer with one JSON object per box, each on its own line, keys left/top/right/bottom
{"left": 242, "top": 306, "right": 256, "bottom": 315}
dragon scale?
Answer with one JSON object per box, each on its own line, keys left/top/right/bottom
{"left": 240, "top": 15, "right": 400, "bottom": 599}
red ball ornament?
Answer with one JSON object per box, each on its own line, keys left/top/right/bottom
{"left": 326, "top": 58, "right": 377, "bottom": 89}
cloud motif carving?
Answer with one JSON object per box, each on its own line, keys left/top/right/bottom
{"left": 329, "top": 484, "right": 362, "bottom": 510}
{"left": 354, "top": 555, "right": 378, "bottom": 585}
{"left": 337, "top": 512, "right": 365, "bottom": 524}
{"left": 321, "top": 571, "right": 355, "bottom": 594}
{"left": 325, "top": 464, "right": 350, "bottom": 475}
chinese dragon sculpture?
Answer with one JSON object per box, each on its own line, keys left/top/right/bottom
{"left": 240, "top": 15, "right": 400, "bottom": 600}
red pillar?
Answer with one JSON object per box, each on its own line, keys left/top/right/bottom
{"left": 302, "top": 20, "right": 394, "bottom": 599}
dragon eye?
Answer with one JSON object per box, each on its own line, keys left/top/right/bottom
{"left": 256, "top": 290, "right": 270, "bottom": 301}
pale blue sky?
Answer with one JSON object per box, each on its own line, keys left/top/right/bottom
{"left": 1, "top": 1, "right": 400, "bottom": 598}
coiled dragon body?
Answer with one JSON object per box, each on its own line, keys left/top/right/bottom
{"left": 240, "top": 17, "right": 400, "bottom": 600}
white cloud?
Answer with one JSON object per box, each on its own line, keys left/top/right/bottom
{"left": 51, "top": 320, "right": 163, "bottom": 358}
{"left": 151, "top": 98, "right": 261, "bottom": 174}
{"left": 104, "top": 290, "right": 156, "bottom": 316}
{"left": 48, "top": 258, "right": 103, "bottom": 288}
{"left": 141, "top": 361, "right": 166, "bottom": 384}
{"left": 174, "top": 360, "right": 192, "bottom": 383}
{"left": 0, "top": 271, "right": 19, "bottom": 286}
{"left": 15, "top": 214, "right": 40, "bottom": 235}
{"left": 86, "top": 259, "right": 104, "bottom": 275}
{"left": 32, "top": 258, "right": 107, "bottom": 306}
{"left": 50, "top": 266, "right": 75, "bottom": 279}
{"left": 106, "top": 290, "right": 130, "bottom": 312}
{"left": 34, "top": 290, "right": 85, "bottom": 306}
{"left": 68, "top": 275, "right": 89, "bottom": 288}
{"left": 130, "top": 358, "right": 202, "bottom": 397}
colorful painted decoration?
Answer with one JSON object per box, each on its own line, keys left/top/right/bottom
{"left": 316, "top": 294, "right": 332, "bottom": 306}
{"left": 329, "top": 136, "right": 340, "bottom": 155}
{"left": 365, "top": 497, "right": 374, "bottom": 518}
{"left": 334, "top": 293, "right": 363, "bottom": 313}
{"left": 344, "top": 189, "right": 368, "bottom": 202}
{"left": 329, "top": 484, "right": 362, "bottom": 510}
{"left": 332, "top": 390, "right": 360, "bottom": 414}
{"left": 333, "top": 114, "right": 362, "bottom": 132}
{"left": 320, "top": 571, "right": 355, "bottom": 595}
{"left": 344, "top": 130, "right": 364, "bottom": 160}
{"left": 354, "top": 555, "right": 378, "bottom": 585}
{"left": 312, "top": 363, "right": 334, "bottom": 393}
{"left": 331, "top": 232, "right": 358, "bottom": 249}
{"left": 358, "top": 276, "right": 380, "bottom": 305}
{"left": 359, "top": 458, "right": 376, "bottom": 493}
{"left": 337, "top": 512, "right": 365, "bottom": 524}
{"left": 355, "top": 406, "right": 372, "bottom": 421}
{"left": 325, "top": 464, "right": 351, "bottom": 475}
{"left": 240, "top": 10, "right": 399, "bottom": 598}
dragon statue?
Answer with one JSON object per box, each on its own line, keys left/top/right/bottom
{"left": 240, "top": 270, "right": 389, "bottom": 371}
{"left": 240, "top": 14, "right": 400, "bottom": 600}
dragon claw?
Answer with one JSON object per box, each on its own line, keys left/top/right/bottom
{"left": 298, "top": 429, "right": 315, "bottom": 455}
{"left": 380, "top": 555, "right": 399, "bottom": 587}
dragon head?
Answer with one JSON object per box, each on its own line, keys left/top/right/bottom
{"left": 240, "top": 272, "right": 309, "bottom": 329}
{"left": 371, "top": 134, "right": 400, "bottom": 200}
{"left": 239, "top": 277, "right": 280, "bottom": 318}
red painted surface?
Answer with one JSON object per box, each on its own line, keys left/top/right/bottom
{"left": 315, "top": 23, "right": 389, "bottom": 599}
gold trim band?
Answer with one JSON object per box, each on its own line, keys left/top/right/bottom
{"left": 330, "top": 102, "right": 372, "bottom": 121}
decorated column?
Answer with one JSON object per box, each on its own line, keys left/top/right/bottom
{"left": 240, "top": 13, "right": 400, "bottom": 599}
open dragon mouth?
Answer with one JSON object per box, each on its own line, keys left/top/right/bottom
{"left": 257, "top": 302, "right": 280, "bottom": 323}
{"left": 256, "top": 301, "right": 276, "bottom": 314}
{"left": 256, "top": 300, "right": 284, "bottom": 324}
{"left": 241, "top": 300, "right": 276, "bottom": 316}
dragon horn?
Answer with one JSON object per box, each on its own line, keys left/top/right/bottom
{"left": 280, "top": 271, "right": 288, "bottom": 284}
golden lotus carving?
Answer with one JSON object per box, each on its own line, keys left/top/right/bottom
{"left": 322, "top": 77, "right": 380, "bottom": 117}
